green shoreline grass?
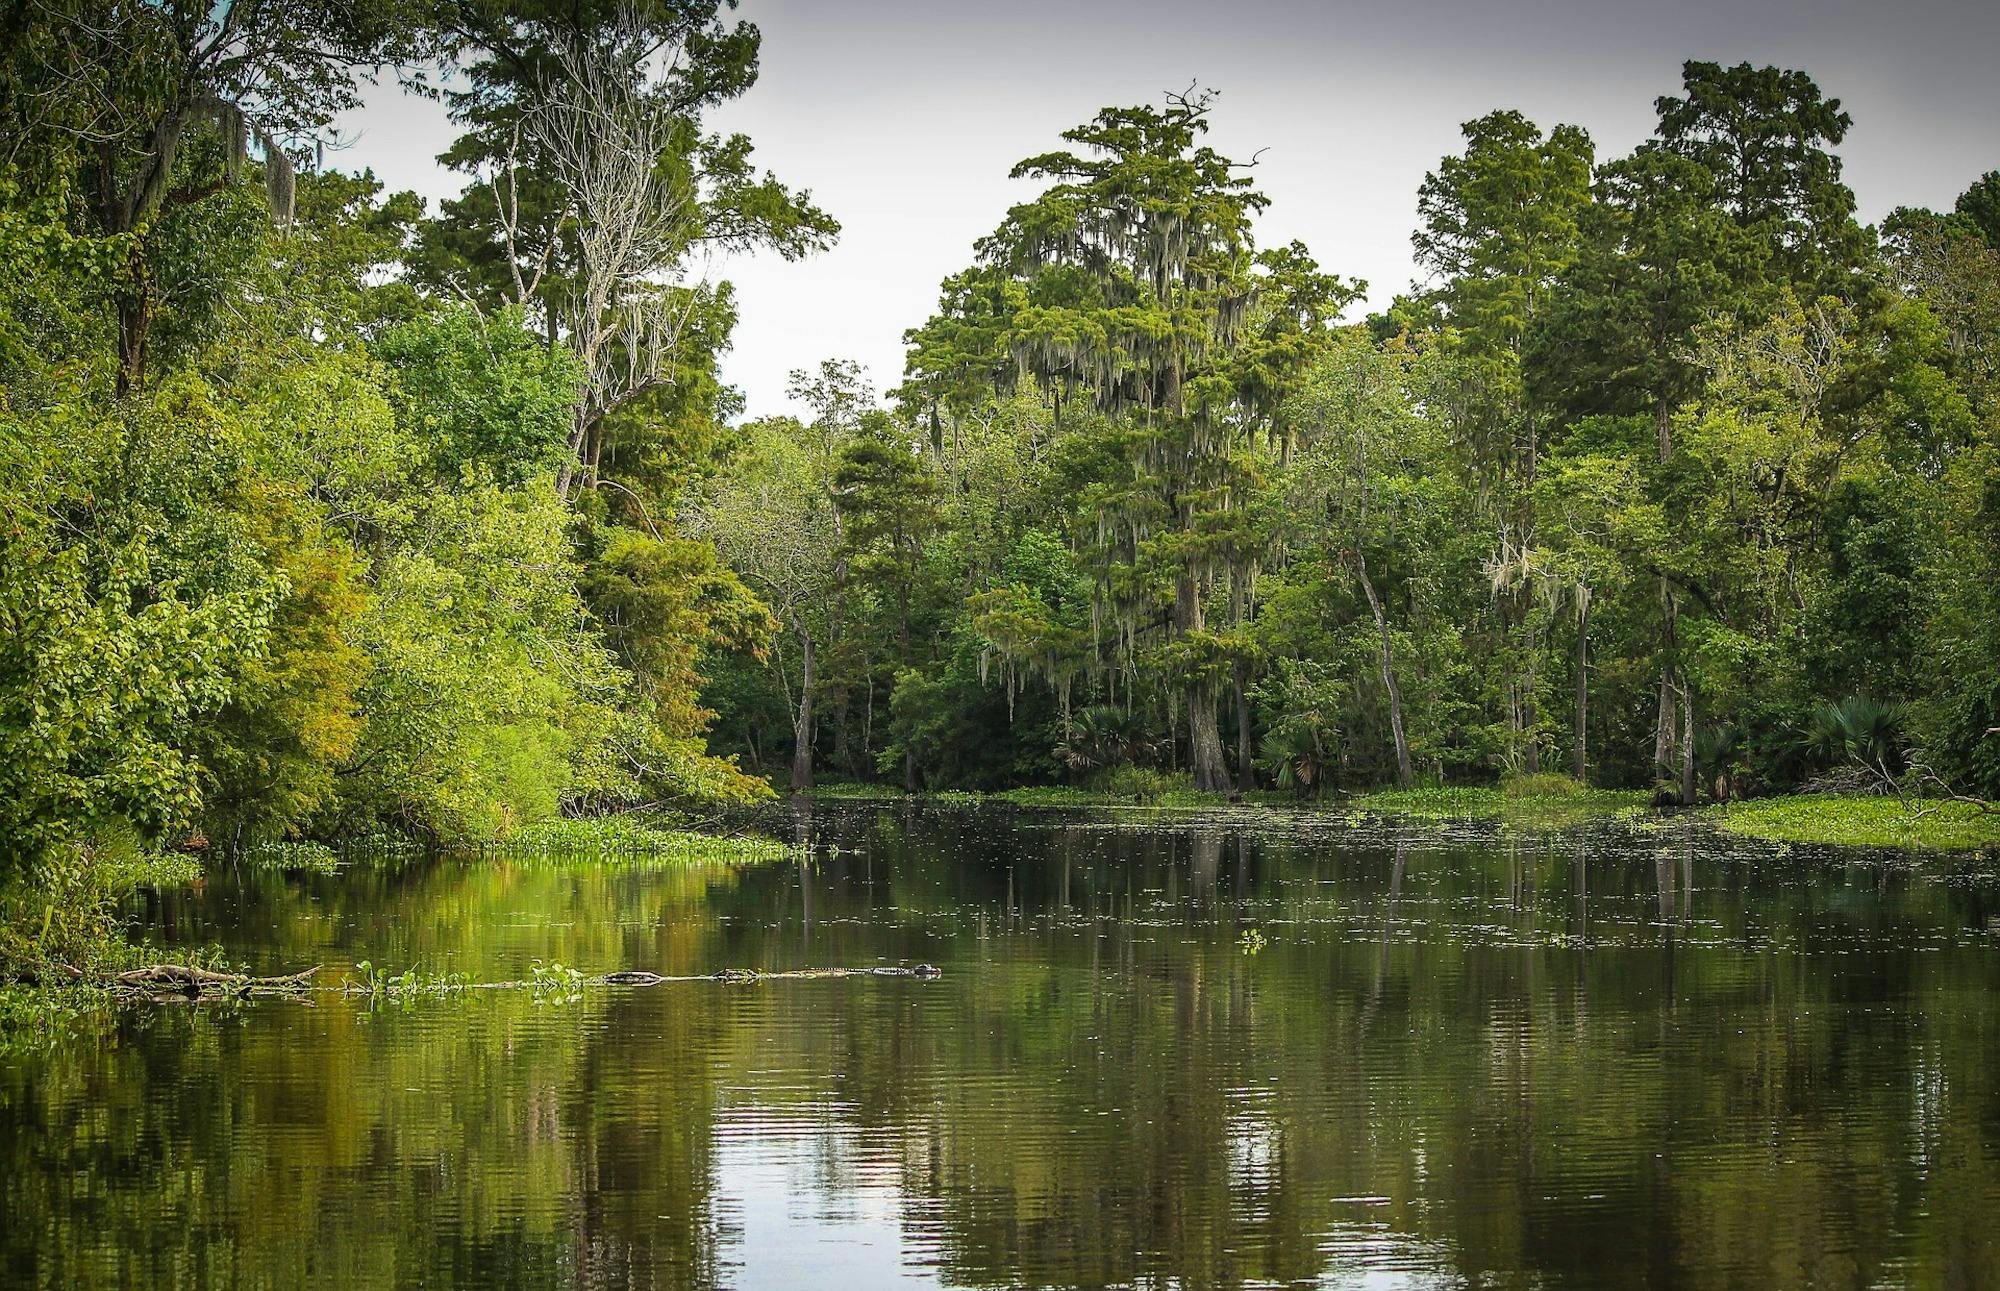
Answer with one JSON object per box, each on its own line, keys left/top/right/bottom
{"left": 802, "top": 781, "right": 1257, "bottom": 810}
{"left": 806, "top": 776, "right": 1652, "bottom": 820}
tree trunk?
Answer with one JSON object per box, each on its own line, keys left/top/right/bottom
{"left": 1189, "top": 683, "right": 1229, "bottom": 793}
{"left": 1174, "top": 561, "right": 1228, "bottom": 793}
{"left": 1355, "top": 552, "right": 1414, "bottom": 789}
{"left": 556, "top": 418, "right": 587, "bottom": 499}
{"left": 1234, "top": 660, "right": 1256, "bottom": 795}
{"left": 1653, "top": 395, "right": 1679, "bottom": 792}
{"left": 1522, "top": 622, "right": 1542, "bottom": 775}
{"left": 791, "top": 629, "right": 816, "bottom": 792}
{"left": 583, "top": 418, "right": 604, "bottom": 490}
{"left": 1573, "top": 589, "right": 1590, "bottom": 783}
{"left": 116, "top": 283, "right": 151, "bottom": 397}
{"left": 1654, "top": 582, "right": 1677, "bottom": 786}
{"left": 1678, "top": 671, "right": 1696, "bottom": 806}
{"left": 832, "top": 694, "right": 853, "bottom": 778}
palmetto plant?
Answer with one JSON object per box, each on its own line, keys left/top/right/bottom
{"left": 1053, "top": 705, "right": 1158, "bottom": 776}
{"left": 1803, "top": 694, "right": 1909, "bottom": 789}
{"left": 1694, "top": 722, "right": 1742, "bottom": 800}
{"left": 1257, "top": 722, "right": 1336, "bottom": 796}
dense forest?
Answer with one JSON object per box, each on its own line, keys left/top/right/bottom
{"left": 3, "top": 1, "right": 1998, "bottom": 943}
{"left": 703, "top": 78, "right": 2000, "bottom": 809}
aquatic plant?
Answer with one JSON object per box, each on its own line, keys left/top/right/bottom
{"left": 528, "top": 960, "right": 587, "bottom": 1003}
{"left": 1354, "top": 782, "right": 1648, "bottom": 825}
{"left": 347, "top": 961, "right": 470, "bottom": 996}
{"left": 1706, "top": 795, "right": 2000, "bottom": 851}
{"left": 448, "top": 816, "right": 800, "bottom": 865}
{"left": 236, "top": 841, "right": 342, "bottom": 875}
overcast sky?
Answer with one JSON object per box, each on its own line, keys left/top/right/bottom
{"left": 337, "top": 0, "right": 2000, "bottom": 419}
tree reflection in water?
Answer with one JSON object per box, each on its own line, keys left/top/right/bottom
{"left": 4, "top": 801, "right": 1999, "bottom": 1289}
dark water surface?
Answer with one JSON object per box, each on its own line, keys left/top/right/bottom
{"left": 6, "top": 802, "right": 2000, "bottom": 1289}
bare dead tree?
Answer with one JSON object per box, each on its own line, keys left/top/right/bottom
{"left": 521, "top": 8, "right": 710, "bottom": 499}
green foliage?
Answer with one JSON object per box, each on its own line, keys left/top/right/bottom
{"left": 453, "top": 816, "right": 797, "bottom": 865}
{"left": 1054, "top": 705, "right": 1161, "bottom": 777}
{"left": 692, "top": 80, "right": 2000, "bottom": 818}
{"left": 0, "top": 836, "right": 200, "bottom": 979}
{"left": 8, "top": 28, "right": 2000, "bottom": 992}
{"left": 1802, "top": 695, "right": 1909, "bottom": 781}
{"left": 527, "top": 959, "right": 587, "bottom": 1004}
{"left": 1251, "top": 659, "right": 1344, "bottom": 795}
{"left": 236, "top": 841, "right": 342, "bottom": 875}
{"left": 0, "top": 378, "right": 280, "bottom": 862}
{"left": 1095, "top": 767, "right": 1195, "bottom": 804}
{"left": 1707, "top": 795, "right": 2000, "bottom": 851}
{"left": 581, "top": 524, "right": 775, "bottom": 805}
{"left": 348, "top": 961, "right": 472, "bottom": 997}
{"left": 374, "top": 308, "right": 583, "bottom": 481}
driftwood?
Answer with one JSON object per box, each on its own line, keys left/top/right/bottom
{"left": 57, "top": 962, "right": 938, "bottom": 1002}
{"left": 114, "top": 964, "right": 320, "bottom": 995}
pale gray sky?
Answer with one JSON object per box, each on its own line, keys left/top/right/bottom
{"left": 337, "top": 0, "right": 2000, "bottom": 419}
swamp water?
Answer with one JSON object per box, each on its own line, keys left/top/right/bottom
{"left": 4, "top": 801, "right": 2000, "bottom": 1289}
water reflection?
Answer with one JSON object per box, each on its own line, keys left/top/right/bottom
{"left": 3, "top": 803, "right": 2000, "bottom": 1289}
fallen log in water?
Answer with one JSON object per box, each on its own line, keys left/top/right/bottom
{"left": 49, "top": 962, "right": 938, "bottom": 1002}
{"left": 113, "top": 964, "right": 320, "bottom": 995}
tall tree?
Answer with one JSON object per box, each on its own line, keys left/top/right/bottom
{"left": 967, "top": 89, "right": 1268, "bottom": 791}
{"left": 834, "top": 418, "right": 945, "bottom": 789}
{"left": 1413, "top": 109, "right": 1594, "bottom": 771}
{"left": 1654, "top": 60, "right": 1871, "bottom": 299}
{"left": 1285, "top": 333, "right": 1464, "bottom": 787}
{"left": 693, "top": 362, "right": 868, "bottom": 791}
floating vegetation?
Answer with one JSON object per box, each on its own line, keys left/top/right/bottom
{"left": 444, "top": 815, "right": 801, "bottom": 864}
{"left": 1705, "top": 795, "right": 2000, "bottom": 852}
{"left": 346, "top": 961, "right": 470, "bottom": 996}
{"left": 990, "top": 784, "right": 1226, "bottom": 809}
{"left": 1353, "top": 782, "right": 1649, "bottom": 825}
{"left": 235, "top": 841, "right": 342, "bottom": 874}
{"left": 800, "top": 782, "right": 909, "bottom": 800}
{"left": 807, "top": 774, "right": 1234, "bottom": 810}
{"left": 528, "top": 959, "right": 587, "bottom": 1004}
